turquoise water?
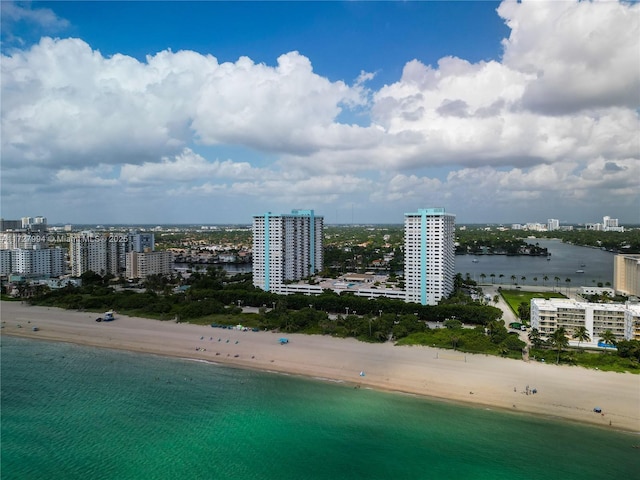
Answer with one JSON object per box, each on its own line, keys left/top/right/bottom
{"left": 2, "top": 336, "right": 637, "bottom": 479}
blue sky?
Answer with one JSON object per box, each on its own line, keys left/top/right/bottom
{"left": 8, "top": 2, "right": 509, "bottom": 84}
{"left": 1, "top": 1, "right": 639, "bottom": 225}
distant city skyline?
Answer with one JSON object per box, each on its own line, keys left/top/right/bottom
{"left": 1, "top": 1, "right": 638, "bottom": 224}
{"left": 4, "top": 218, "right": 636, "bottom": 229}
{"left": 2, "top": 212, "right": 634, "bottom": 229}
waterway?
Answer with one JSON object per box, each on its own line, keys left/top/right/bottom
{"left": 174, "top": 262, "right": 252, "bottom": 274}
{"left": 175, "top": 239, "right": 616, "bottom": 288}
{"left": 455, "top": 238, "right": 615, "bottom": 287}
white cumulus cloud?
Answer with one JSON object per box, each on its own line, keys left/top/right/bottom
{"left": 1, "top": 0, "right": 638, "bottom": 223}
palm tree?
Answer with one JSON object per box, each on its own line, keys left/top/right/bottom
{"left": 565, "top": 278, "right": 571, "bottom": 296}
{"left": 499, "top": 274, "right": 504, "bottom": 284}
{"left": 543, "top": 275, "right": 548, "bottom": 287}
{"left": 573, "top": 326, "right": 590, "bottom": 349}
{"left": 554, "top": 276, "right": 561, "bottom": 291}
{"left": 528, "top": 328, "right": 543, "bottom": 349}
{"left": 521, "top": 276, "right": 526, "bottom": 285}
{"left": 490, "top": 273, "right": 495, "bottom": 284}
{"left": 510, "top": 275, "right": 516, "bottom": 286}
{"left": 486, "top": 320, "right": 501, "bottom": 341}
{"left": 599, "top": 330, "right": 617, "bottom": 351}
{"left": 480, "top": 273, "right": 486, "bottom": 284}
{"left": 533, "top": 277, "right": 538, "bottom": 285}
{"left": 550, "top": 327, "right": 569, "bottom": 364}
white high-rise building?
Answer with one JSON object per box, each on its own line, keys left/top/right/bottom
{"left": 547, "top": 219, "right": 560, "bottom": 231}
{"left": 70, "top": 233, "right": 108, "bottom": 277}
{"left": 252, "top": 210, "right": 323, "bottom": 293}
{"left": 69, "top": 232, "right": 126, "bottom": 277}
{"left": 7, "top": 247, "right": 65, "bottom": 277}
{"left": 603, "top": 216, "right": 624, "bottom": 232}
{"left": 404, "top": 208, "right": 456, "bottom": 306}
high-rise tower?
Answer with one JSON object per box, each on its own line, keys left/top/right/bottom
{"left": 69, "top": 232, "right": 127, "bottom": 277}
{"left": 252, "top": 210, "right": 323, "bottom": 293}
{"left": 404, "top": 208, "right": 456, "bottom": 306}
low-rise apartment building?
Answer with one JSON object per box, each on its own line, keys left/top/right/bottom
{"left": 531, "top": 298, "right": 640, "bottom": 346}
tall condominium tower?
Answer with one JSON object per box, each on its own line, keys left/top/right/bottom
{"left": 69, "top": 232, "right": 127, "bottom": 277}
{"left": 404, "top": 208, "right": 456, "bottom": 306}
{"left": 252, "top": 209, "right": 323, "bottom": 293}
{"left": 0, "top": 246, "right": 65, "bottom": 277}
{"left": 127, "top": 232, "right": 155, "bottom": 252}
{"left": 70, "top": 233, "right": 108, "bottom": 277}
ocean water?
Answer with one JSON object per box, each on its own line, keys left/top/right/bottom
{"left": 1, "top": 336, "right": 637, "bottom": 480}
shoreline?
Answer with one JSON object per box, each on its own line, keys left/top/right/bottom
{"left": 2, "top": 301, "right": 639, "bottom": 433}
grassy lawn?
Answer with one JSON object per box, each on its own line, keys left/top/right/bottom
{"left": 500, "top": 289, "right": 565, "bottom": 316}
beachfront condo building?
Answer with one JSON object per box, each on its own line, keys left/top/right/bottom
{"left": 252, "top": 210, "right": 323, "bottom": 293}
{"left": 125, "top": 250, "right": 173, "bottom": 280}
{"left": 530, "top": 298, "right": 640, "bottom": 346}
{"left": 614, "top": 254, "right": 640, "bottom": 298}
{"left": 0, "top": 247, "right": 66, "bottom": 277}
{"left": 69, "top": 232, "right": 127, "bottom": 277}
{"left": 404, "top": 208, "right": 456, "bottom": 306}
{"left": 9, "top": 247, "right": 66, "bottom": 277}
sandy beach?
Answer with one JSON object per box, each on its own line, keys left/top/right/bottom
{"left": 2, "top": 300, "right": 639, "bottom": 433}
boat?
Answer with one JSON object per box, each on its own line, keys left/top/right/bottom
{"left": 576, "top": 270, "right": 585, "bottom": 273}
{"left": 472, "top": 258, "right": 479, "bottom": 263}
